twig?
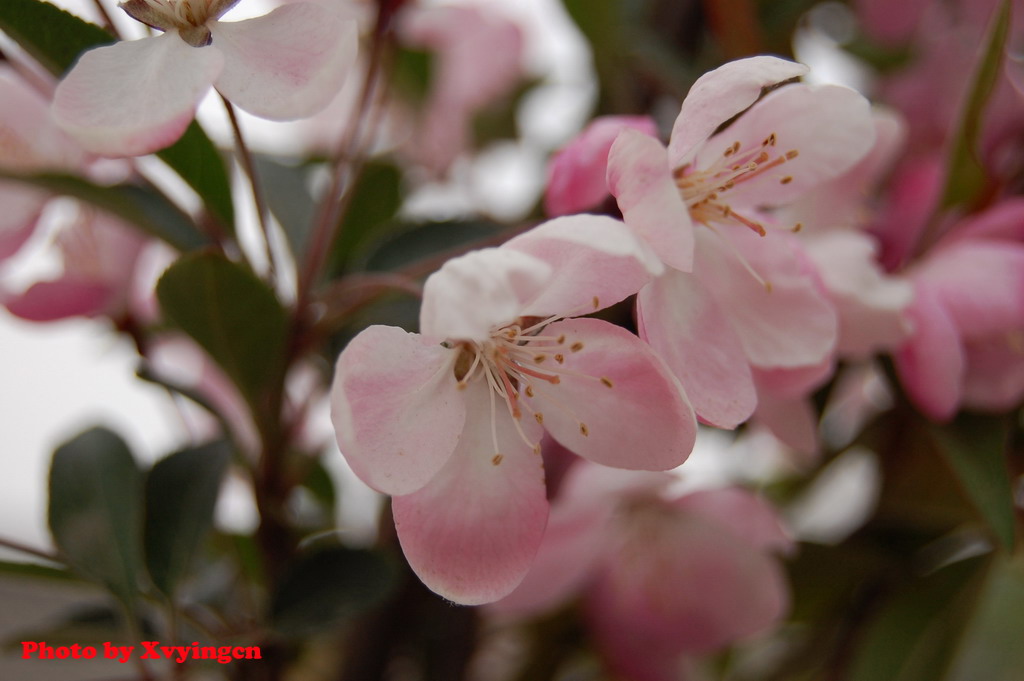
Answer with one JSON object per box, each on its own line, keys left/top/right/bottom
{"left": 221, "top": 95, "right": 279, "bottom": 282}
{"left": 0, "top": 535, "right": 61, "bottom": 563}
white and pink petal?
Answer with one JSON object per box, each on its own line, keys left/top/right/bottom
{"left": 210, "top": 3, "right": 357, "bottom": 120}
{"left": 330, "top": 325, "right": 465, "bottom": 496}
{"left": 608, "top": 129, "right": 695, "bottom": 272}
{"left": 668, "top": 56, "right": 809, "bottom": 168}
{"left": 504, "top": 214, "right": 658, "bottom": 316}
{"left": 696, "top": 83, "right": 875, "bottom": 206}
{"left": 392, "top": 380, "right": 547, "bottom": 605}
{"left": 53, "top": 32, "right": 223, "bottom": 156}
{"left": 419, "top": 248, "right": 551, "bottom": 343}
{"left": 637, "top": 268, "right": 757, "bottom": 429}
{"left": 525, "top": 318, "right": 697, "bottom": 471}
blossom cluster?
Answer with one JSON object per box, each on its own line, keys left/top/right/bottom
{"left": 1, "top": 0, "right": 1023, "bottom": 680}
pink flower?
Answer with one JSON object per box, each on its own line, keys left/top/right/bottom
{"left": 0, "top": 68, "right": 88, "bottom": 262}
{"left": 397, "top": 5, "right": 525, "bottom": 174}
{"left": 545, "top": 115, "right": 659, "bottom": 217}
{"left": 496, "top": 463, "right": 793, "bottom": 681}
{"left": 4, "top": 207, "right": 148, "bottom": 322}
{"left": 605, "top": 56, "right": 875, "bottom": 429}
{"left": 782, "top": 109, "right": 915, "bottom": 359}
{"left": 330, "top": 215, "right": 697, "bottom": 604}
{"left": 0, "top": 67, "right": 151, "bottom": 323}
{"left": 895, "top": 199, "right": 1024, "bottom": 420}
{"left": 53, "top": 0, "right": 358, "bottom": 156}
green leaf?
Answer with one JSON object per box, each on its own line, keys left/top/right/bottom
{"left": 939, "top": 0, "right": 1010, "bottom": 210}
{"left": 944, "top": 554, "right": 1024, "bottom": 681}
{"left": 48, "top": 427, "right": 143, "bottom": 604}
{"left": 0, "top": 560, "right": 81, "bottom": 582}
{"left": 330, "top": 161, "right": 403, "bottom": 274}
{"left": 157, "top": 123, "right": 235, "bottom": 233}
{"left": 270, "top": 544, "right": 398, "bottom": 637}
{"left": 359, "top": 219, "right": 503, "bottom": 273}
{"left": 848, "top": 555, "right": 988, "bottom": 681}
{"left": 156, "top": 252, "right": 288, "bottom": 405}
{"left": 391, "top": 46, "right": 434, "bottom": 105}
{"left": 255, "top": 155, "right": 317, "bottom": 259}
{"left": 930, "top": 413, "right": 1016, "bottom": 551}
{"left": 0, "top": 170, "right": 207, "bottom": 251}
{"left": 144, "top": 440, "right": 231, "bottom": 596}
{"left": 0, "top": 0, "right": 114, "bottom": 77}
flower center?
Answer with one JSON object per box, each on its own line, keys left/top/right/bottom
{"left": 449, "top": 301, "right": 615, "bottom": 462}
{"left": 120, "top": 0, "right": 239, "bottom": 46}
{"left": 673, "top": 133, "right": 801, "bottom": 237}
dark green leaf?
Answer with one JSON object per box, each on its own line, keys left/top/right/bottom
{"left": 944, "top": 554, "right": 1024, "bottom": 681}
{"left": 255, "top": 155, "right": 317, "bottom": 259}
{"left": 940, "top": 0, "right": 1010, "bottom": 210}
{"left": 156, "top": 253, "right": 288, "bottom": 406}
{"left": 299, "top": 459, "right": 336, "bottom": 509}
{"left": 391, "top": 46, "right": 434, "bottom": 105}
{"left": 270, "top": 544, "right": 397, "bottom": 636}
{"left": 0, "top": 170, "right": 207, "bottom": 251}
{"left": 848, "top": 555, "right": 988, "bottom": 681}
{"left": 0, "top": 0, "right": 114, "bottom": 77}
{"left": 48, "top": 427, "right": 143, "bottom": 604}
{"left": 144, "top": 440, "right": 231, "bottom": 596}
{"left": 0, "top": 559, "right": 80, "bottom": 582}
{"left": 359, "top": 219, "right": 503, "bottom": 273}
{"left": 157, "top": 123, "right": 235, "bottom": 232}
{"left": 330, "top": 161, "right": 403, "bottom": 273}
{"left": 931, "top": 413, "right": 1016, "bottom": 551}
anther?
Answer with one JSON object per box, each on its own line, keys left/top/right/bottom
{"left": 785, "top": 149, "right": 799, "bottom": 160}
{"left": 557, "top": 335, "right": 566, "bottom": 344}
{"left": 534, "top": 413, "right": 544, "bottom": 424}
{"left": 792, "top": 223, "right": 803, "bottom": 233}
{"left": 579, "top": 423, "right": 589, "bottom": 437}
{"left": 492, "top": 454, "right": 504, "bottom": 466}
{"left": 592, "top": 296, "right": 600, "bottom": 309}
{"left": 780, "top": 176, "right": 792, "bottom": 185}
{"left": 534, "top": 354, "right": 546, "bottom": 363}
{"left": 525, "top": 385, "right": 535, "bottom": 397}
{"left": 600, "top": 377, "right": 614, "bottom": 388}
{"left": 763, "top": 133, "right": 777, "bottom": 147}
{"left": 570, "top": 342, "right": 584, "bottom": 352}
{"left": 555, "top": 354, "right": 565, "bottom": 364}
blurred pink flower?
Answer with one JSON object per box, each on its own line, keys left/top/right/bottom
{"left": 895, "top": 199, "right": 1024, "bottom": 420}
{"left": 53, "top": 0, "right": 358, "bottom": 156}
{"left": 0, "top": 68, "right": 151, "bottom": 323}
{"left": 0, "top": 68, "right": 88, "bottom": 262}
{"left": 4, "top": 208, "right": 148, "bottom": 322}
{"left": 397, "top": 5, "right": 524, "bottom": 174}
{"left": 496, "top": 463, "right": 793, "bottom": 681}
{"left": 330, "top": 215, "right": 697, "bottom": 604}
{"left": 545, "top": 115, "right": 658, "bottom": 217}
